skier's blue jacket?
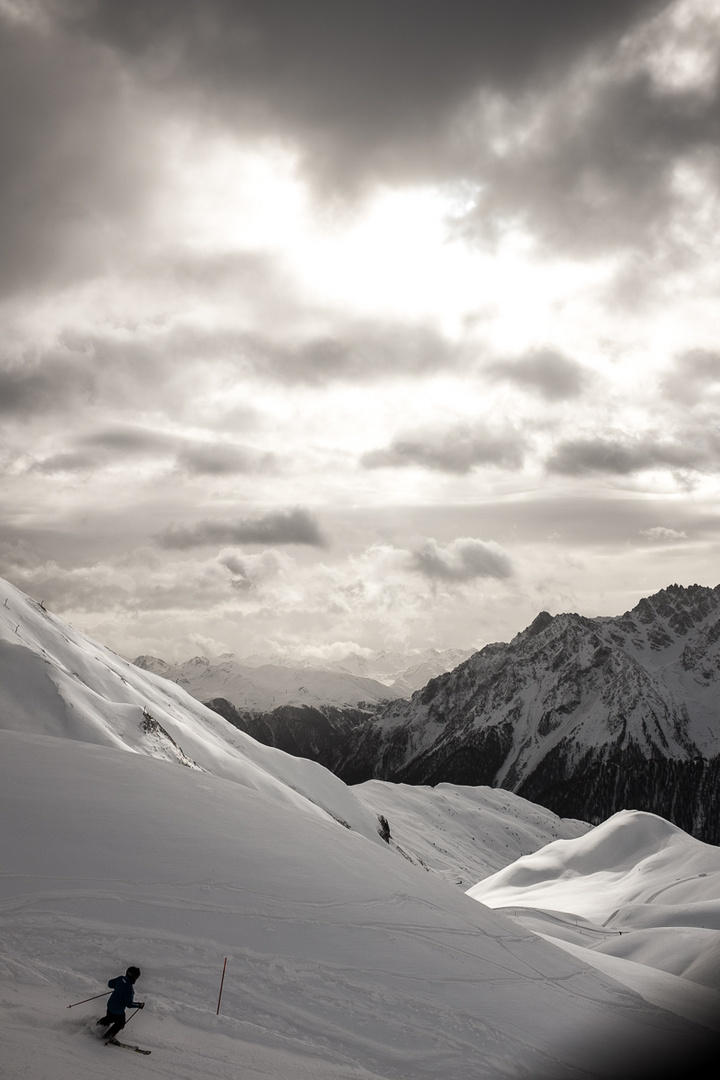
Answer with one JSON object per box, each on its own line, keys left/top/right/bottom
{"left": 106, "top": 975, "right": 139, "bottom": 1015}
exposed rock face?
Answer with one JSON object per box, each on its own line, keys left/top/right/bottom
{"left": 331, "top": 585, "right": 720, "bottom": 842}
{"left": 205, "top": 698, "right": 372, "bottom": 769}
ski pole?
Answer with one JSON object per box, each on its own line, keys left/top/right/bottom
{"left": 216, "top": 957, "right": 228, "bottom": 1016}
{"left": 67, "top": 991, "right": 108, "bottom": 1009}
{"left": 123, "top": 1005, "right": 143, "bottom": 1031}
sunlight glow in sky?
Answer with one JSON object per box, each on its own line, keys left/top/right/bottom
{"left": 0, "top": 0, "right": 718, "bottom": 661}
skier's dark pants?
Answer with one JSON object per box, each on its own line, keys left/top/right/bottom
{"left": 97, "top": 1011, "right": 126, "bottom": 1039}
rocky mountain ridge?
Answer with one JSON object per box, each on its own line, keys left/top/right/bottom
{"left": 331, "top": 584, "right": 720, "bottom": 843}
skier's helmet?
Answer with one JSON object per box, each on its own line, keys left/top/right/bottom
{"left": 126, "top": 966, "right": 141, "bottom": 982}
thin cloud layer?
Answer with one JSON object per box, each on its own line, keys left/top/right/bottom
{"left": 362, "top": 424, "right": 526, "bottom": 475}
{"left": 157, "top": 509, "right": 326, "bottom": 550}
{"left": 25, "top": 427, "right": 276, "bottom": 477}
{"left": 0, "top": 350, "right": 95, "bottom": 416}
{"left": 547, "top": 430, "right": 720, "bottom": 477}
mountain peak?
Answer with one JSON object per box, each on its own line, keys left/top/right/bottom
{"left": 524, "top": 610, "right": 555, "bottom": 639}
{"left": 337, "top": 583, "right": 720, "bottom": 842}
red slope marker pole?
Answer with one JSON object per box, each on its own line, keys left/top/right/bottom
{"left": 216, "top": 957, "right": 228, "bottom": 1016}
{"left": 67, "top": 991, "right": 108, "bottom": 1008}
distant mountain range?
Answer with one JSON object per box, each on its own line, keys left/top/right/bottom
{"left": 134, "top": 587, "right": 720, "bottom": 843}
{"left": 330, "top": 584, "right": 720, "bottom": 842}
{"left": 131, "top": 648, "right": 474, "bottom": 768}
{"left": 133, "top": 647, "right": 474, "bottom": 708}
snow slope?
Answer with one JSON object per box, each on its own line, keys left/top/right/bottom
{"left": 0, "top": 575, "right": 718, "bottom": 1078}
{"left": 354, "top": 781, "right": 591, "bottom": 889}
{"left": 0, "top": 730, "right": 715, "bottom": 1080}
{"left": 469, "top": 810, "right": 720, "bottom": 1030}
{"left": 0, "top": 579, "right": 381, "bottom": 841}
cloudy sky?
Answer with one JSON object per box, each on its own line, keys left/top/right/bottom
{"left": 1, "top": 0, "right": 719, "bottom": 663}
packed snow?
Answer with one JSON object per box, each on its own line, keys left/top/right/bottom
{"left": 1, "top": 577, "right": 718, "bottom": 1078}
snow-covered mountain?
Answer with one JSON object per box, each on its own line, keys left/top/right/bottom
{"left": 333, "top": 585, "right": 720, "bottom": 842}
{"left": 133, "top": 647, "right": 473, "bottom": 709}
{"left": 131, "top": 648, "right": 474, "bottom": 775}
{"left": 1, "top": 574, "right": 717, "bottom": 1078}
{"left": 133, "top": 652, "right": 405, "bottom": 710}
{"left": 319, "top": 647, "right": 476, "bottom": 694}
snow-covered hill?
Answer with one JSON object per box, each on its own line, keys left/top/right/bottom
{"left": 0, "top": 576, "right": 585, "bottom": 875}
{"left": 0, "top": 730, "right": 711, "bottom": 1080}
{"left": 354, "top": 781, "right": 592, "bottom": 890}
{"left": 469, "top": 810, "right": 720, "bottom": 1025}
{"left": 335, "top": 585, "right": 720, "bottom": 841}
{"left": 1, "top": 575, "right": 718, "bottom": 1078}
{"left": 0, "top": 581, "right": 379, "bottom": 839}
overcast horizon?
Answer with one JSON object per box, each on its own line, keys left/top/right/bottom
{"left": 1, "top": 0, "right": 719, "bottom": 663}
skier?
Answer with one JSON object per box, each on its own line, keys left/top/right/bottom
{"left": 96, "top": 966, "right": 145, "bottom": 1042}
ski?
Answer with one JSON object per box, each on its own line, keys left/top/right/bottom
{"left": 105, "top": 1039, "right": 151, "bottom": 1055}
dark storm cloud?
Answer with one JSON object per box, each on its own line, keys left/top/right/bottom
{"left": 157, "top": 508, "right": 325, "bottom": 549}
{"left": 411, "top": 538, "right": 513, "bottom": 582}
{"left": 0, "top": 0, "right": 675, "bottom": 308}
{"left": 459, "top": 58, "right": 720, "bottom": 261}
{"left": 547, "top": 431, "right": 720, "bottom": 477}
{"left": 362, "top": 424, "right": 525, "bottom": 474}
{"left": 59, "top": 0, "right": 663, "bottom": 188}
{"left": 0, "top": 14, "right": 157, "bottom": 298}
{"left": 485, "top": 349, "right": 588, "bottom": 401}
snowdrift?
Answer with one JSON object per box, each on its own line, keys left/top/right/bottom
{"left": 470, "top": 809, "right": 720, "bottom": 1030}
{"left": 469, "top": 809, "right": 720, "bottom": 924}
